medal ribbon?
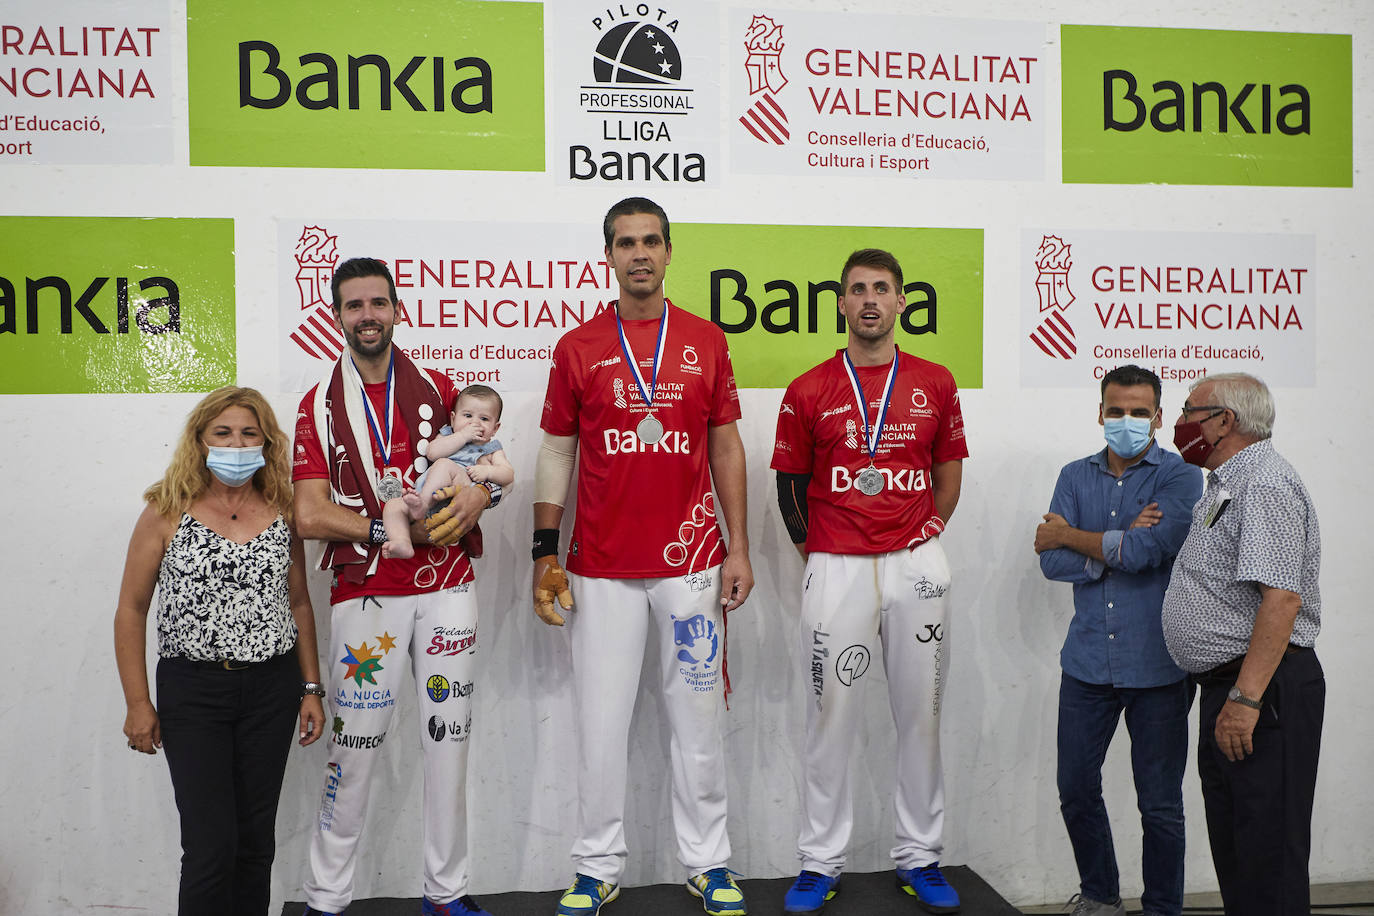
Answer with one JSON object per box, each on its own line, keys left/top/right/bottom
{"left": 841, "top": 344, "right": 899, "bottom": 463}
{"left": 615, "top": 302, "right": 668, "bottom": 414}
{"left": 354, "top": 351, "right": 395, "bottom": 466}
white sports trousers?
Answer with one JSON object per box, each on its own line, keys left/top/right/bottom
{"left": 304, "top": 587, "right": 479, "bottom": 912}
{"left": 797, "top": 537, "right": 953, "bottom": 876}
{"left": 566, "top": 567, "right": 732, "bottom": 884}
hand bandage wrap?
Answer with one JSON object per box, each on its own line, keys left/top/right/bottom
{"left": 533, "top": 559, "right": 574, "bottom": 624}
{"left": 533, "top": 432, "right": 577, "bottom": 507}
{"left": 424, "top": 485, "right": 479, "bottom": 546}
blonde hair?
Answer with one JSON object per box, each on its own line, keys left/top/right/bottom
{"left": 144, "top": 387, "right": 294, "bottom": 521}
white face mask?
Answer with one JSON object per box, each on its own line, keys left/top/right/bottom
{"left": 205, "top": 445, "right": 265, "bottom": 486}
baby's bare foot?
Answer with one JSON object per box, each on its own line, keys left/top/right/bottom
{"left": 403, "top": 491, "right": 425, "bottom": 521}
{"left": 382, "top": 539, "right": 414, "bottom": 560}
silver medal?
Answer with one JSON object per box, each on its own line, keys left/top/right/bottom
{"left": 855, "top": 466, "right": 885, "bottom": 496}
{"left": 637, "top": 414, "right": 665, "bottom": 445}
{"left": 377, "top": 472, "right": 404, "bottom": 502}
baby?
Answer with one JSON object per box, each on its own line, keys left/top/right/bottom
{"left": 382, "top": 383, "right": 514, "bottom": 559}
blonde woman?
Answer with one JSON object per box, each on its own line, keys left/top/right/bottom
{"left": 114, "top": 387, "right": 326, "bottom": 916}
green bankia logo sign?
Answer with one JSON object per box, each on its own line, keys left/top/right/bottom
{"left": 188, "top": 0, "right": 544, "bottom": 170}
{"left": 668, "top": 224, "right": 982, "bottom": 389}
{"left": 0, "top": 217, "right": 235, "bottom": 394}
{"left": 1062, "top": 25, "right": 1351, "bottom": 187}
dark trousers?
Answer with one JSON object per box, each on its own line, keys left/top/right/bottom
{"left": 157, "top": 653, "right": 301, "bottom": 916}
{"left": 1057, "top": 673, "right": 1193, "bottom": 916}
{"left": 1196, "top": 648, "right": 1324, "bottom": 916}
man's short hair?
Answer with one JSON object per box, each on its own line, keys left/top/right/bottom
{"left": 331, "top": 257, "right": 398, "bottom": 312}
{"left": 603, "top": 197, "right": 670, "bottom": 249}
{"left": 1100, "top": 364, "right": 1162, "bottom": 408}
{"left": 1191, "top": 372, "right": 1275, "bottom": 438}
{"left": 840, "top": 248, "right": 904, "bottom": 291}
{"left": 458, "top": 383, "right": 503, "bottom": 419}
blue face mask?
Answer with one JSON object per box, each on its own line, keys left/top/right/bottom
{"left": 205, "top": 445, "right": 265, "bottom": 486}
{"left": 1103, "top": 416, "right": 1154, "bottom": 458}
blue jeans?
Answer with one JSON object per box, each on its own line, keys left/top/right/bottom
{"left": 1057, "top": 673, "right": 1193, "bottom": 916}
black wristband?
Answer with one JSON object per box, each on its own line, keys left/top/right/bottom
{"left": 532, "top": 528, "right": 559, "bottom": 561}
{"left": 369, "top": 518, "right": 387, "bottom": 545}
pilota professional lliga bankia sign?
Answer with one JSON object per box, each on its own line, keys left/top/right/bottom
{"left": 550, "top": 1, "right": 721, "bottom": 186}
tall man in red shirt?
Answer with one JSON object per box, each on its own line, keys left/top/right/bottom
{"left": 294, "top": 258, "right": 497, "bottom": 916}
{"left": 531, "top": 198, "right": 753, "bottom": 916}
{"left": 772, "top": 249, "right": 967, "bottom": 915}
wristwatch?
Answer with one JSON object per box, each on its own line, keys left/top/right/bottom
{"left": 302, "top": 681, "right": 327, "bottom": 698}
{"left": 1227, "top": 685, "right": 1262, "bottom": 709}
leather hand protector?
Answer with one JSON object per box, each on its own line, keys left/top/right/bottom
{"left": 533, "top": 560, "right": 574, "bottom": 626}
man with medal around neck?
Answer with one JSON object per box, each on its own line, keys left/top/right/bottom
{"left": 771, "top": 248, "right": 967, "bottom": 916}
{"left": 293, "top": 258, "right": 498, "bottom": 916}
{"left": 531, "top": 198, "right": 753, "bottom": 916}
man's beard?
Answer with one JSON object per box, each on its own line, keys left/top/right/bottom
{"left": 345, "top": 322, "right": 393, "bottom": 358}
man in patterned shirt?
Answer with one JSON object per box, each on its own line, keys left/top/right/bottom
{"left": 771, "top": 248, "right": 966, "bottom": 915}
{"left": 1161, "top": 373, "right": 1323, "bottom": 916}
{"left": 530, "top": 197, "right": 753, "bottom": 916}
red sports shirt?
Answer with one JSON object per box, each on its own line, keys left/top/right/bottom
{"left": 294, "top": 369, "right": 473, "bottom": 603}
{"left": 541, "top": 301, "right": 741, "bottom": 578}
{"left": 771, "top": 348, "right": 968, "bottom": 555}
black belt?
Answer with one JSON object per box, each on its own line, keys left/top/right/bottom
{"left": 165, "top": 652, "right": 293, "bottom": 672}
{"left": 1195, "top": 643, "right": 1311, "bottom": 684}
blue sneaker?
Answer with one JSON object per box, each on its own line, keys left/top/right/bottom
{"left": 895, "top": 863, "right": 960, "bottom": 913}
{"left": 784, "top": 870, "right": 839, "bottom": 914}
{"left": 557, "top": 873, "right": 619, "bottom": 915}
{"left": 422, "top": 895, "right": 493, "bottom": 915}
{"left": 686, "top": 867, "right": 746, "bottom": 915}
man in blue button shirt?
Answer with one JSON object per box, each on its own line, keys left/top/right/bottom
{"left": 1034, "top": 365, "right": 1203, "bottom": 916}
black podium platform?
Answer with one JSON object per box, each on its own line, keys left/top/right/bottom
{"left": 283, "top": 865, "right": 1023, "bottom": 915}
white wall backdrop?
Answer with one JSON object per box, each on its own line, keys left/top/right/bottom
{"left": 2, "top": 1, "right": 1370, "bottom": 914}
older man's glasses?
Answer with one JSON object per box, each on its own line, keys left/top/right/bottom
{"left": 1179, "top": 404, "right": 1226, "bottom": 419}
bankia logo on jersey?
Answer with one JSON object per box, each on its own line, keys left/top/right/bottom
{"left": 553, "top": 2, "right": 721, "bottom": 185}
{"left": 1020, "top": 229, "right": 1316, "bottom": 387}
{"left": 187, "top": 0, "right": 543, "bottom": 170}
